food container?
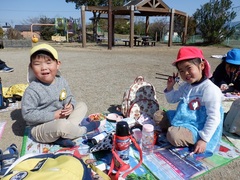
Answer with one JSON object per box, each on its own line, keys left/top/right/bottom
{"left": 78, "top": 144, "right": 90, "bottom": 155}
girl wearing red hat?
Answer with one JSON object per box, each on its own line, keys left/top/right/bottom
{"left": 161, "top": 47, "right": 224, "bottom": 155}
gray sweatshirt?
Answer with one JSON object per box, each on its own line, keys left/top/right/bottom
{"left": 21, "top": 76, "right": 76, "bottom": 126}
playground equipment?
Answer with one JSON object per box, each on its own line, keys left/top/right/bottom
{"left": 31, "top": 35, "right": 38, "bottom": 43}
{"left": 30, "top": 18, "right": 80, "bottom": 43}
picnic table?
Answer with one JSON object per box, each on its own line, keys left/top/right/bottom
{"left": 97, "top": 35, "right": 107, "bottom": 44}
{"left": 134, "top": 36, "right": 141, "bottom": 46}
{"left": 122, "top": 36, "right": 141, "bottom": 46}
{"left": 122, "top": 36, "right": 156, "bottom": 47}
{"left": 141, "top": 36, "right": 156, "bottom": 46}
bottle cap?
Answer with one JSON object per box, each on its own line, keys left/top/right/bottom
{"left": 143, "top": 124, "right": 154, "bottom": 132}
{"left": 116, "top": 121, "right": 130, "bottom": 136}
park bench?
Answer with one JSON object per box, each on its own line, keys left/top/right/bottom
{"left": 122, "top": 39, "right": 130, "bottom": 46}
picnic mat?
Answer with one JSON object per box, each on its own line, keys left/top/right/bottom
{"left": 223, "top": 130, "right": 240, "bottom": 150}
{"left": 20, "top": 120, "right": 240, "bottom": 180}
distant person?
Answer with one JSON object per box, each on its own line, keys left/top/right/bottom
{"left": 0, "top": 59, "right": 14, "bottom": 72}
{"left": 158, "top": 47, "right": 223, "bottom": 155}
{"left": 21, "top": 43, "right": 100, "bottom": 147}
{"left": 211, "top": 48, "right": 240, "bottom": 93}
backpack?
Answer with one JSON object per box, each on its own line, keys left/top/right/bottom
{"left": 224, "top": 98, "right": 240, "bottom": 136}
{"left": 121, "top": 76, "right": 159, "bottom": 120}
{"left": 2, "top": 84, "right": 28, "bottom": 100}
{"left": 1, "top": 153, "right": 108, "bottom": 180}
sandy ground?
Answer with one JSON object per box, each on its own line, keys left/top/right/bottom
{"left": 0, "top": 42, "right": 239, "bottom": 179}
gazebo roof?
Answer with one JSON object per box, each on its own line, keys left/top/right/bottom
{"left": 89, "top": 14, "right": 130, "bottom": 21}
{"left": 82, "top": 0, "right": 189, "bottom": 48}
{"left": 86, "top": 0, "right": 187, "bottom": 17}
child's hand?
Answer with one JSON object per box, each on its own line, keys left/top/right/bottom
{"left": 61, "top": 103, "right": 73, "bottom": 117}
{"left": 54, "top": 104, "right": 73, "bottom": 119}
{"left": 220, "top": 84, "right": 229, "bottom": 91}
{"left": 166, "top": 73, "right": 178, "bottom": 91}
{"left": 194, "top": 139, "right": 207, "bottom": 154}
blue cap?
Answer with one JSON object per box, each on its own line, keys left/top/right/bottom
{"left": 225, "top": 48, "right": 240, "bottom": 65}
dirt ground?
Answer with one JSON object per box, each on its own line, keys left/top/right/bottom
{"left": 0, "top": 42, "right": 239, "bottom": 179}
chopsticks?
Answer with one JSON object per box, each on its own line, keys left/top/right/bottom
{"left": 63, "top": 97, "right": 72, "bottom": 109}
{"left": 67, "top": 97, "right": 72, "bottom": 106}
{"left": 155, "top": 73, "right": 180, "bottom": 83}
{"left": 155, "top": 73, "right": 170, "bottom": 80}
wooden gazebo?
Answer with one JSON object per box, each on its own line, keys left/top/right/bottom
{"left": 80, "top": 0, "right": 188, "bottom": 49}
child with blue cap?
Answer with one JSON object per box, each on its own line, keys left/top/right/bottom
{"left": 211, "top": 48, "right": 240, "bottom": 92}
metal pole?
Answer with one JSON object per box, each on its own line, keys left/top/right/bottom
{"left": 108, "top": 0, "right": 112, "bottom": 50}
{"left": 81, "top": 6, "right": 86, "bottom": 48}
{"left": 31, "top": 23, "right": 55, "bottom": 38}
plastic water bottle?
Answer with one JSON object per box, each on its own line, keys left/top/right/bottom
{"left": 141, "top": 124, "right": 154, "bottom": 155}
{"left": 91, "top": 131, "right": 108, "bottom": 145}
{"left": 114, "top": 121, "right": 131, "bottom": 171}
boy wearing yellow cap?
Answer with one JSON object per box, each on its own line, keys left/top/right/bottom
{"left": 21, "top": 43, "right": 100, "bottom": 147}
{"left": 160, "top": 47, "right": 224, "bottom": 156}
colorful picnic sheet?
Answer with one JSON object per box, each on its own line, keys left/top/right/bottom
{"left": 21, "top": 120, "right": 240, "bottom": 180}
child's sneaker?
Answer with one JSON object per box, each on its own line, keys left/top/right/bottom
{"left": 53, "top": 138, "right": 76, "bottom": 147}
{"left": 0, "top": 66, "right": 14, "bottom": 73}
{"left": 0, "top": 144, "right": 19, "bottom": 176}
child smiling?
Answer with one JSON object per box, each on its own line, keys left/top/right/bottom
{"left": 160, "top": 47, "right": 224, "bottom": 155}
{"left": 21, "top": 44, "right": 100, "bottom": 147}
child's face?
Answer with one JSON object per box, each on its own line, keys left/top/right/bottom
{"left": 30, "top": 54, "right": 60, "bottom": 84}
{"left": 225, "top": 64, "right": 237, "bottom": 75}
{"left": 177, "top": 60, "right": 204, "bottom": 84}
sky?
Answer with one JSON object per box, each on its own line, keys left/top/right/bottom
{"left": 0, "top": 0, "right": 240, "bottom": 27}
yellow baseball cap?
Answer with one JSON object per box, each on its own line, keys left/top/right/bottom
{"left": 30, "top": 43, "right": 58, "bottom": 60}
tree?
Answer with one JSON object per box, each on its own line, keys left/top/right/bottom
{"left": 21, "top": 17, "right": 40, "bottom": 25}
{"left": 193, "top": 0, "right": 236, "bottom": 44}
{"left": 39, "top": 16, "right": 55, "bottom": 41}
{"left": 114, "top": 19, "right": 129, "bottom": 34}
{"left": 0, "top": 27, "right": 3, "bottom": 38}
{"left": 6, "top": 28, "right": 23, "bottom": 40}
{"left": 174, "top": 16, "right": 197, "bottom": 44}
{"left": 134, "top": 17, "right": 145, "bottom": 36}
{"left": 149, "top": 18, "right": 168, "bottom": 41}
{"left": 65, "top": 0, "right": 127, "bottom": 41}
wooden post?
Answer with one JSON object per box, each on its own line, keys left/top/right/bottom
{"left": 145, "top": 16, "right": 149, "bottom": 35}
{"left": 130, "top": 5, "right": 134, "bottom": 48}
{"left": 112, "top": 14, "right": 115, "bottom": 46}
{"left": 168, "top": 8, "right": 175, "bottom": 47}
{"left": 81, "top": 6, "right": 86, "bottom": 48}
{"left": 108, "top": 0, "right": 112, "bottom": 50}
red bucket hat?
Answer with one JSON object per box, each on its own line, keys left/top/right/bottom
{"left": 172, "top": 46, "right": 212, "bottom": 78}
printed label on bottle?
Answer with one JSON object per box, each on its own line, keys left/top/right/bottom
{"left": 114, "top": 137, "right": 130, "bottom": 171}
{"left": 141, "top": 133, "right": 154, "bottom": 154}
